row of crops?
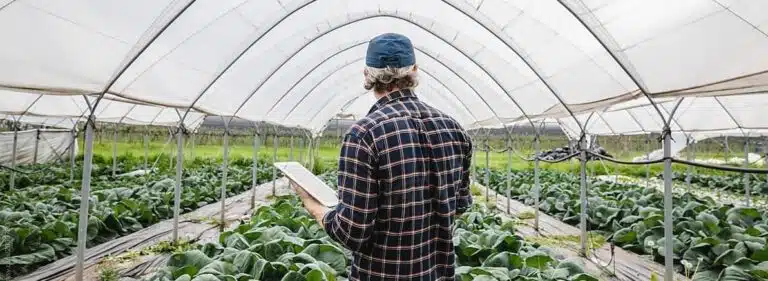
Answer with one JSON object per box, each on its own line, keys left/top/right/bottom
{"left": 664, "top": 172, "right": 768, "bottom": 195}
{"left": 483, "top": 168, "right": 768, "bottom": 280}
{"left": 139, "top": 171, "right": 599, "bottom": 281}
{"left": 0, "top": 156, "right": 278, "bottom": 279}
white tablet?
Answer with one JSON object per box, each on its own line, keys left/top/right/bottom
{"left": 274, "top": 162, "right": 339, "bottom": 207}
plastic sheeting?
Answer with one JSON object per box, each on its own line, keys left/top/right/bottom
{"left": 0, "top": 0, "right": 766, "bottom": 135}
{"left": 0, "top": 91, "right": 207, "bottom": 130}
{"left": 0, "top": 129, "right": 76, "bottom": 165}
{"left": 559, "top": 94, "right": 768, "bottom": 138}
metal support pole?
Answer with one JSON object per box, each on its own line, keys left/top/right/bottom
{"left": 645, "top": 134, "right": 650, "bottom": 189}
{"left": 307, "top": 137, "right": 314, "bottom": 169}
{"left": 272, "top": 135, "right": 278, "bottom": 196}
{"left": 685, "top": 138, "right": 693, "bottom": 193}
{"left": 169, "top": 130, "right": 174, "bottom": 170}
{"left": 289, "top": 135, "right": 294, "bottom": 161}
{"left": 579, "top": 139, "right": 588, "bottom": 256}
{"left": 251, "top": 133, "right": 260, "bottom": 209}
{"left": 74, "top": 121, "right": 95, "bottom": 281}
{"left": 70, "top": 130, "right": 77, "bottom": 184}
{"left": 9, "top": 126, "right": 18, "bottom": 190}
{"left": 112, "top": 126, "right": 118, "bottom": 177}
{"left": 764, "top": 139, "right": 768, "bottom": 185}
{"left": 745, "top": 139, "right": 751, "bottom": 206}
{"left": 190, "top": 132, "right": 196, "bottom": 160}
{"left": 172, "top": 130, "right": 183, "bottom": 241}
{"left": 484, "top": 139, "right": 490, "bottom": 203}
{"left": 725, "top": 136, "right": 730, "bottom": 162}
{"left": 662, "top": 132, "right": 674, "bottom": 281}
{"left": 506, "top": 138, "right": 512, "bottom": 215}
{"left": 33, "top": 129, "right": 40, "bottom": 164}
{"left": 299, "top": 137, "right": 304, "bottom": 164}
{"left": 143, "top": 129, "right": 149, "bottom": 171}
{"left": 219, "top": 130, "right": 230, "bottom": 232}
{"left": 534, "top": 136, "right": 541, "bottom": 231}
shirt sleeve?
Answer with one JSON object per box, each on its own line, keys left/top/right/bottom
{"left": 323, "top": 132, "right": 378, "bottom": 251}
{"left": 457, "top": 135, "right": 473, "bottom": 214}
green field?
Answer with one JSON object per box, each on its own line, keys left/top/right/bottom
{"left": 88, "top": 132, "right": 748, "bottom": 180}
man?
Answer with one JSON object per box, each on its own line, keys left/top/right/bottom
{"left": 295, "top": 33, "right": 473, "bottom": 281}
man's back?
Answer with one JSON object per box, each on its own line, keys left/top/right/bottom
{"left": 323, "top": 89, "right": 473, "bottom": 281}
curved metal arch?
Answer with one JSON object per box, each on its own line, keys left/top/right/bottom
{"left": 280, "top": 46, "right": 506, "bottom": 128}
{"left": 282, "top": 57, "right": 484, "bottom": 127}
{"left": 177, "top": 0, "right": 318, "bottom": 124}
{"left": 208, "top": 14, "right": 537, "bottom": 137}
{"left": 89, "top": 0, "right": 198, "bottom": 124}
{"left": 308, "top": 73, "right": 484, "bottom": 133}
{"left": 556, "top": 0, "right": 668, "bottom": 131}
{"left": 297, "top": 67, "right": 480, "bottom": 133}
{"left": 172, "top": 4, "right": 580, "bottom": 135}
{"left": 262, "top": 41, "right": 368, "bottom": 117}
{"left": 439, "top": 0, "right": 583, "bottom": 133}
{"left": 221, "top": 13, "right": 536, "bottom": 130}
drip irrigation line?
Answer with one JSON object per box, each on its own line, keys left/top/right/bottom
{"left": 585, "top": 151, "right": 768, "bottom": 174}
{"left": 672, "top": 158, "right": 768, "bottom": 174}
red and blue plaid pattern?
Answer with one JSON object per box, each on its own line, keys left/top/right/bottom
{"left": 323, "top": 89, "right": 473, "bottom": 281}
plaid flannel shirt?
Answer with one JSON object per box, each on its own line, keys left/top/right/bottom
{"left": 323, "top": 89, "right": 473, "bottom": 281}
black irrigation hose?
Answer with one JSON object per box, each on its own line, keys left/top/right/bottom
{"left": 671, "top": 158, "right": 768, "bottom": 174}
{"left": 585, "top": 151, "right": 768, "bottom": 174}
{"left": 536, "top": 151, "right": 581, "bottom": 163}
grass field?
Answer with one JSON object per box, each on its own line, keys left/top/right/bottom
{"left": 88, "top": 133, "right": 749, "bottom": 179}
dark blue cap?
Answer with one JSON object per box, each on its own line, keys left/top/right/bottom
{"left": 365, "top": 33, "right": 415, "bottom": 68}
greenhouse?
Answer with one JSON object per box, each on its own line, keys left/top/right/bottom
{"left": 1, "top": 0, "right": 768, "bottom": 281}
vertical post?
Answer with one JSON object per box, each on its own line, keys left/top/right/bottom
{"left": 745, "top": 139, "right": 751, "bottom": 206}
{"left": 169, "top": 130, "right": 174, "bottom": 170}
{"left": 579, "top": 137, "right": 588, "bottom": 256}
{"left": 289, "top": 135, "right": 294, "bottom": 161}
{"left": 534, "top": 136, "right": 541, "bottom": 231}
{"left": 70, "top": 130, "right": 77, "bottom": 184}
{"left": 506, "top": 138, "right": 511, "bottom": 215}
{"left": 484, "top": 138, "right": 490, "bottom": 203}
{"left": 33, "top": 129, "right": 40, "bottom": 164}
{"left": 662, "top": 132, "right": 674, "bottom": 281}
{"left": 724, "top": 136, "right": 730, "bottom": 162}
{"left": 299, "top": 137, "right": 305, "bottom": 164}
{"left": 9, "top": 126, "right": 18, "bottom": 190}
{"left": 190, "top": 132, "right": 196, "bottom": 160}
{"left": 74, "top": 120, "right": 95, "bottom": 281}
{"left": 685, "top": 138, "right": 693, "bottom": 193}
{"left": 251, "top": 133, "right": 260, "bottom": 209}
{"left": 112, "top": 125, "right": 118, "bottom": 177}
{"left": 143, "top": 128, "right": 149, "bottom": 171}
{"left": 645, "top": 134, "right": 650, "bottom": 189}
{"left": 272, "top": 135, "right": 278, "bottom": 196}
{"left": 172, "top": 130, "right": 184, "bottom": 241}
{"left": 219, "top": 130, "right": 230, "bottom": 232}
{"left": 764, "top": 138, "right": 768, "bottom": 185}
{"left": 307, "top": 137, "right": 314, "bottom": 169}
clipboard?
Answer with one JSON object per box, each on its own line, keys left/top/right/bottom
{"left": 273, "top": 162, "right": 339, "bottom": 207}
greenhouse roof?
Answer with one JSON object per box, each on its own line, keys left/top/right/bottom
{"left": 0, "top": 0, "right": 766, "bottom": 135}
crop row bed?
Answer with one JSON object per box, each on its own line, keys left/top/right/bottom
{"left": 1, "top": 156, "right": 279, "bottom": 280}
{"left": 482, "top": 168, "right": 768, "bottom": 280}
{"left": 134, "top": 171, "right": 600, "bottom": 281}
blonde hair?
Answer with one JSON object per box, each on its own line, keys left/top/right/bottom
{"left": 363, "top": 65, "right": 419, "bottom": 93}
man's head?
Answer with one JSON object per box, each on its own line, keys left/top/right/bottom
{"left": 364, "top": 33, "right": 419, "bottom": 96}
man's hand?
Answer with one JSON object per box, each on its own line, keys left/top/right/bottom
{"left": 292, "top": 182, "right": 331, "bottom": 226}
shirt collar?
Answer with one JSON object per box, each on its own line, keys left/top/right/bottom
{"left": 368, "top": 88, "right": 418, "bottom": 114}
